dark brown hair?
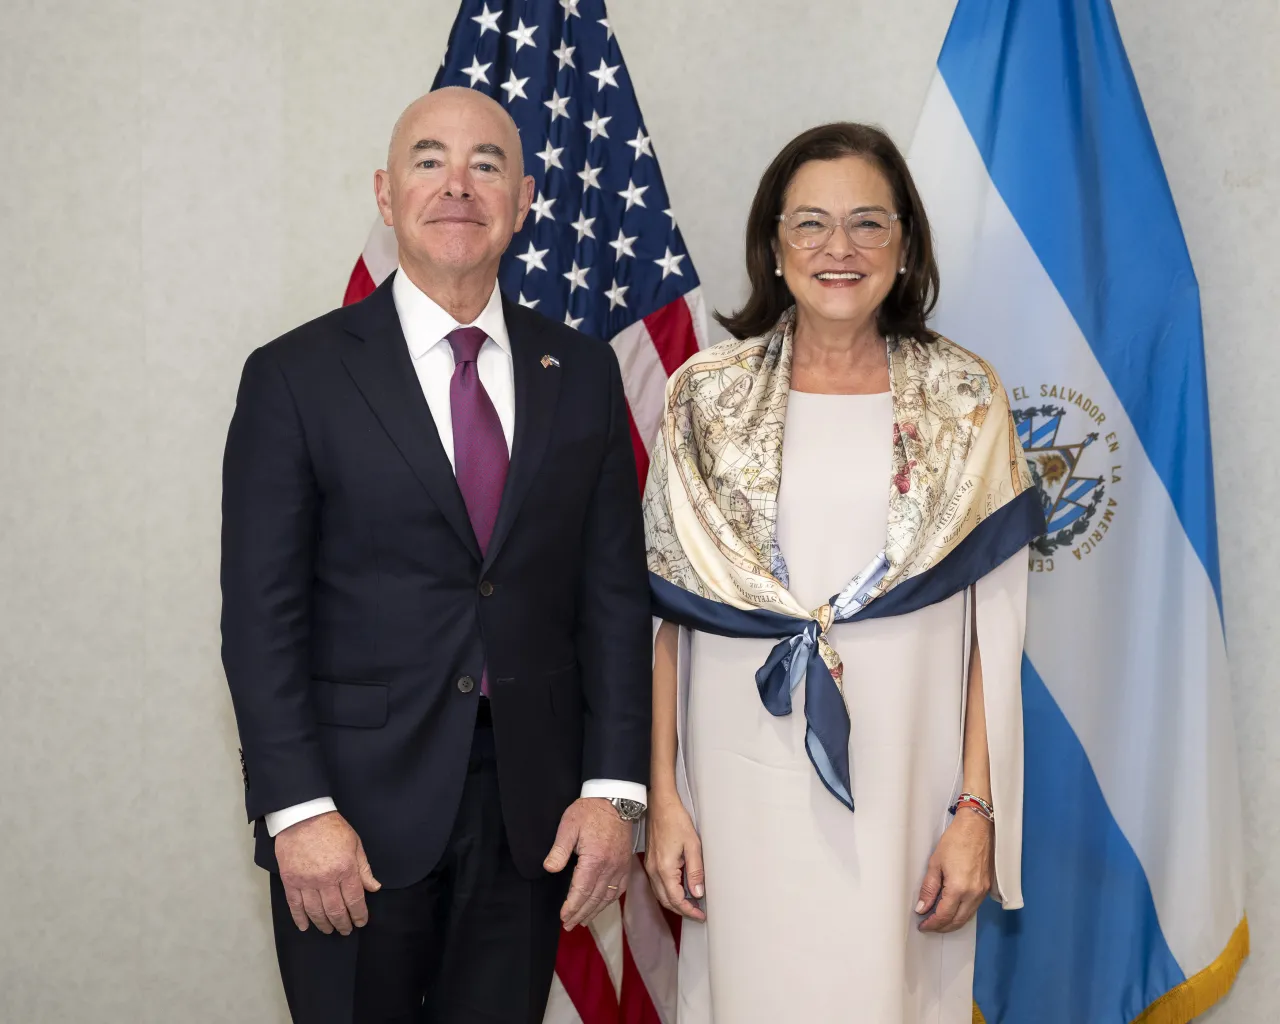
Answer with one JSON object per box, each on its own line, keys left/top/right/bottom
{"left": 716, "top": 122, "right": 939, "bottom": 341}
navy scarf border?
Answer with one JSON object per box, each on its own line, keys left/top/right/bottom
{"left": 650, "top": 487, "right": 1046, "bottom": 810}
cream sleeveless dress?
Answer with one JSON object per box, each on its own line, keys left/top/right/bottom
{"left": 674, "top": 390, "right": 1024, "bottom": 1023}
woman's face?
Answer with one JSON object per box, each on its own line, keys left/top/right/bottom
{"left": 775, "top": 155, "right": 906, "bottom": 334}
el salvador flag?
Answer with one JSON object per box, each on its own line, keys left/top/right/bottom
{"left": 909, "top": 2, "right": 1247, "bottom": 1021}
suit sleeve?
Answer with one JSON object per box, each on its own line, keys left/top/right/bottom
{"left": 574, "top": 350, "right": 652, "bottom": 786}
{"left": 221, "top": 346, "right": 329, "bottom": 822}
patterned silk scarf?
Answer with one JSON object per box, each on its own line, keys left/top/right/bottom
{"left": 642, "top": 308, "right": 1044, "bottom": 808}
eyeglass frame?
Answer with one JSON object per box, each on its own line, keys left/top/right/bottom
{"left": 775, "top": 207, "right": 904, "bottom": 250}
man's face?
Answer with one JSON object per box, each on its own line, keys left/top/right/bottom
{"left": 376, "top": 91, "right": 534, "bottom": 278}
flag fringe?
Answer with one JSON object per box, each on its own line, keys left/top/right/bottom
{"left": 971, "top": 915, "right": 1249, "bottom": 1024}
{"left": 1133, "top": 916, "right": 1250, "bottom": 1024}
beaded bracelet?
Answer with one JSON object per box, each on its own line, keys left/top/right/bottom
{"left": 949, "top": 793, "right": 995, "bottom": 823}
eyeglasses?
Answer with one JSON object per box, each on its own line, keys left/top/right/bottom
{"left": 777, "top": 207, "right": 902, "bottom": 250}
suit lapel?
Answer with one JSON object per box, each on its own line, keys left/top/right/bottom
{"left": 483, "top": 297, "right": 562, "bottom": 572}
{"left": 339, "top": 274, "right": 482, "bottom": 562}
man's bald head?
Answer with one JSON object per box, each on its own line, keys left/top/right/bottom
{"left": 386, "top": 87, "right": 524, "bottom": 178}
{"left": 374, "top": 87, "right": 535, "bottom": 302}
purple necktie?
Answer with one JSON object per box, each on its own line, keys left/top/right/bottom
{"left": 447, "top": 326, "right": 508, "bottom": 696}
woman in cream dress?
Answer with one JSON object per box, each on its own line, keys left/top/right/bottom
{"left": 643, "top": 124, "right": 1033, "bottom": 1023}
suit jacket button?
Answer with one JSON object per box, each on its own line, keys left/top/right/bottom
{"left": 457, "top": 675, "right": 475, "bottom": 694}
{"left": 479, "top": 580, "right": 494, "bottom": 598}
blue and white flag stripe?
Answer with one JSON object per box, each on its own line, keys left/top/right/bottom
{"left": 934, "top": 0, "right": 1221, "bottom": 607}
{"left": 910, "top": 1, "right": 1244, "bottom": 1021}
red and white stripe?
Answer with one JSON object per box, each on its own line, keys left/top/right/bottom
{"left": 544, "top": 856, "right": 683, "bottom": 1024}
{"left": 610, "top": 287, "right": 707, "bottom": 479}
{"left": 343, "top": 220, "right": 696, "bottom": 1022}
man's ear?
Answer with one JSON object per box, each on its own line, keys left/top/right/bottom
{"left": 374, "top": 169, "right": 395, "bottom": 228}
{"left": 512, "top": 174, "right": 536, "bottom": 234}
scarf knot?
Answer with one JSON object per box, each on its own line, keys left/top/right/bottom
{"left": 754, "top": 611, "right": 843, "bottom": 716}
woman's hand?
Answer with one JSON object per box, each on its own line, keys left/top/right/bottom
{"left": 644, "top": 791, "right": 707, "bottom": 921}
{"left": 915, "top": 809, "right": 993, "bottom": 933}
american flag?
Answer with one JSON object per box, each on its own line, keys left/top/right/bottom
{"left": 342, "top": 1, "right": 702, "bottom": 1020}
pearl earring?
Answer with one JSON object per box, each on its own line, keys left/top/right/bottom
{"left": 898, "top": 267, "right": 906, "bottom": 275}
{"left": 775, "top": 267, "right": 783, "bottom": 277}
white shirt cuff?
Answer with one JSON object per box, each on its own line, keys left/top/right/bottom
{"left": 264, "top": 797, "right": 337, "bottom": 837}
{"left": 580, "top": 779, "right": 647, "bottom": 806}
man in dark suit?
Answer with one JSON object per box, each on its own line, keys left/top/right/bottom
{"left": 221, "top": 87, "right": 652, "bottom": 1023}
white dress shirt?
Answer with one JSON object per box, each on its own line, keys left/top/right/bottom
{"left": 264, "top": 269, "right": 646, "bottom": 836}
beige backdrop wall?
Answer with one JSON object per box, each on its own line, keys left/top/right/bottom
{"left": 0, "top": 1, "right": 1275, "bottom": 1021}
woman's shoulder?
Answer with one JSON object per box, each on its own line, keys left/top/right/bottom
{"left": 680, "top": 332, "right": 766, "bottom": 369}
{"left": 902, "top": 332, "right": 1009, "bottom": 392}
{"left": 665, "top": 333, "right": 768, "bottom": 392}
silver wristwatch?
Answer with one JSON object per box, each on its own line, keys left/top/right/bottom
{"left": 609, "top": 797, "right": 646, "bottom": 822}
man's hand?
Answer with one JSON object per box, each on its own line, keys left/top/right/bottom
{"left": 916, "top": 808, "right": 993, "bottom": 933}
{"left": 543, "top": 798, "right": 634, "bottom": 930}
{"left": 275, "top": 811, "right": 381, "bottom": 936}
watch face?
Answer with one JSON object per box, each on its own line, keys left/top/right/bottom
{"left": 614, "top": 798, "right": 646, "bottom": 821}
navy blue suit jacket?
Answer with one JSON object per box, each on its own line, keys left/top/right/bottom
{"left": 220, "top": 273, "right": 652, "bottom": 886}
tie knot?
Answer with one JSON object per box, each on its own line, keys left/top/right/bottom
{"left": 447, "top": 326, "right": 488, "bottom": 365}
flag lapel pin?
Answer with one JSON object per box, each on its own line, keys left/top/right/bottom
{"left": 541, "top": 354, "right": 560, "bottom": 369}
